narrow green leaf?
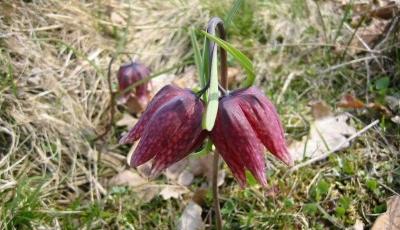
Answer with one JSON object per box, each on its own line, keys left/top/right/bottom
{"left": 202, "top": 43, "right": 219, "bottom": 131}
{"left": 190, "top": 28, "right": 204, "bottom": 87}
{"left": 245, "top": 170, "right": 257, "bottom": 186}
{"left": 201, "top": 37, "right": 210, "bottom": 102}
{"left": 199, "top": 30, "right": 255, "bottom": 87}
{"left": 224, "top": 0, "right": 243, "bottom": 29}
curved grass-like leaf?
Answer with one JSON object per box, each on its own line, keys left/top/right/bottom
{"left": 202, "top": 42, "right": 219, "bottom": 131}
{"left": 190, "top": 28, "right": 205, "bottom": 88}
{"left": 199, "top": 30, "right": 255, "bottom": 88}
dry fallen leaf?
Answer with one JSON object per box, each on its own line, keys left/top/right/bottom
{"left": 192, "top": 188, "right": 208, "bottom": 207}
{"left": 115, "top": 113, "right": 137, "bottom": 129}
{"left": 366, "top": 102, "right": 393, "bottom": 117}
{"left": 165, "top": 159, "right": 189, "bottom": 181}
{"left": 177, "top": 201, "right": 204, "bottom": 230}
{"left": 337, "top": 94, "right": 394, "bottom": 117}
{"left": 173, "top": 66, "right": 198, "bottom": 89}
{"left": 164, "top": 154, "right": 225, "bottom": 187}
{"left": 386, "top": 96, "right": 400, "bottom": 113}
{"left": 290, "top": 101, "right": 357, "bottom": 161}
{"left": 123, "top": 95, "right": 149, "bottom": 114}
{"left": 372, "top": 195, "right": 400, "bottom": 230}
{"left": 309, "top": 101, "right": 333, "bottom": 119}
{"left": 353, "top": 219, "right": 364, "bottom": 230}
{"left": 337, "top": 94, "right": 365, "bottom": 109}
{"left": 160, "top": 185, "right": 190, "bottom": 200}
{"left": 108, "top": 170, "right": 161, "bottom": 202}
{"left": 178, "top": 170, "right": 194, "bottom": 186}
{"left": 108, "top": 170, "right": 147, "bottom": 187}
{"left": 135, "top": 185, "right": 163, "bottom": 203}
{"left": 370, "top": 3, "right": 399, "bottom": 20}
{"left": 391, "top": 116, "right": 400, "bottom": 124}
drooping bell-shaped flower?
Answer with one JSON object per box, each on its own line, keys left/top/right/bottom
{"left": 120, "top": 85, "right": 206, "bottom": 175}
{"left": 210, "top": 86, "right": 292, "bottom": 187}
{"left": 117, "top": 62, "right": 151, "bottom": 108}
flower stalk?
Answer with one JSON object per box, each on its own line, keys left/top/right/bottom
{"left": 206, "top": 17, "right": 227, "bottom": 230}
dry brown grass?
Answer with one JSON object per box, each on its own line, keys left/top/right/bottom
{"left": 0, "top": 0, "right": 399, "bottom": 228}
{"left": 0, "top": 0, "right": 208, "bottom": 228}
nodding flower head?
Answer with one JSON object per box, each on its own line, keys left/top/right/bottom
{"left": 120, "top": 85, "right": 206, "bottom": 175}
{"left": 210, "top": 86, "right": 292, "bottom": 187}
{"left": 117, "top": 62, "right": 151, "bottom": 107}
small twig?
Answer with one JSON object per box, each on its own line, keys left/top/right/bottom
{"left": 319, "top": 56, "right": 382, "bottom": 74}
{"left": 93, "top": 56, "right": 116, "bottom": 141}
{"left": 289, "top": 119, "right": 379, "bottom": 173}
{"left": 344, "top": 23, "right": 386, "bottom": 73}
{"left": 277, "top": 72, "right": 297, "bottom": 104}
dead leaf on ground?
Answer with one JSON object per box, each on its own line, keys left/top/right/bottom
{"left": 370, "top": 3, "right": 399, "bottom": 20}
{"left": 173, "top": 66, "right": 198, "bottom": 89}
{"left": 337, "top": 94, "right": 365, "bottom": 109}
{"left": 337, "top": 94, "right": 394, "bottom": 117}
{"left": 338, "top": 1, "right": 398, "bottom": 54}
{"left": 178, "top": 170, "right": 194, "bottom": 186}
{"left": 386, "top": 96, "right": 400, "bottom": 113}
{"left": 116, "top": 113, "right": 137, "bottom": 129}
{"left": 177, "top": 201, "right": 204, "bottom": 230}
{"left": 160, "top": 185, "right": 190, "bottom": 200}
{"left": 192, "top": 188, "right": 208, "bottom": 207}
{"left": 353, "top": 219, "right": 364, "bottom": 230}
{"left": 309, "top": 101, "right": 333, "bottom": 119}
{"left": 108, "top": 170, "right": 161, "bottom": 202}
{"left": 366, "top": 102, "right": 393, "bottom": 117}
{"left": 165, "top": 159, "right": 189, "bottom": 181}
{"left": 109, "top": 170, "right": 191, "bottom": 202}
{"left": 135, "top": 185, "right": 163, "bottom": 203}
{"left": 164, "top": 153, "right": 225, "bottom": 187}
{"left": 123, "top": 94, "right": 149, "bottom": 114}
{"left": 340, "top": 0, "right": 399, "bottom": 20}
{"left": 372, "top": 195, "right": 400, "bottom": 230}
{"left": 108, "top": 170, "right": 147, "bottom": 187}
{"left": 290, "top": 101, "right": 356, "bottom": 161}
{"left": 391, "top": 116, "right": 400, "bottom": 124}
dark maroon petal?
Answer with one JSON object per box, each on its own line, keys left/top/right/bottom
{"left": 129, "top": 92, "right": 205, "bottom": 175}
{"left": 211, "top": 104, "right": 246, "bottom": 187}
{"left": 238, "top": 87, "right": 293, "bottom": 166}
{"left": 119, "top": 85, "right": 186, "bottom": 144}
{"left": 211, "top": 97, "right": 267, "bottom": 187}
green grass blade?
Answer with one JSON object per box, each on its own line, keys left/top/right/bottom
{"left": 201, "top": 37, "right": 210, "bottom": 102}
{"left": 224, "top": 0, "right": 243, "bottom": 29}
{"left": 190, "top": 27, "right": 204, "bottom": 87}
{"left": 200, "top": 30, "right": 255, "bottom": 88}
{"left": 202, "top": 43, "right": 219, "bottom": 131}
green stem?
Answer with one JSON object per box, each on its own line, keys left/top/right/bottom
{"left": 206, "top": 17, "right": 227, "bottom": 230}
